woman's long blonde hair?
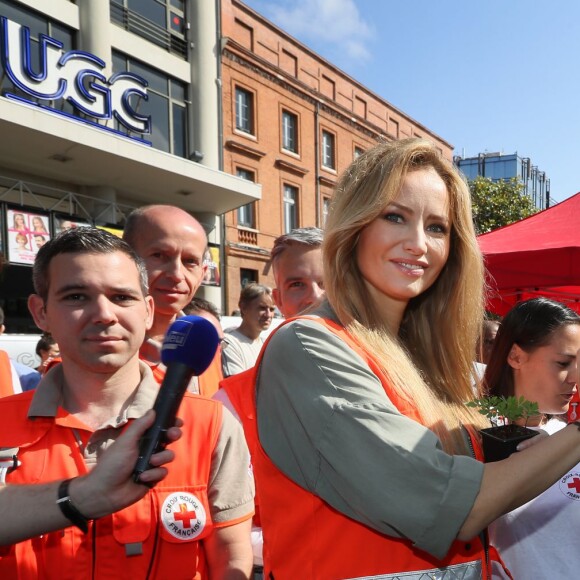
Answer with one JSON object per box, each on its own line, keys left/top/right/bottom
{"left": 324, "top": 138, "right": 487, "bottom": 454}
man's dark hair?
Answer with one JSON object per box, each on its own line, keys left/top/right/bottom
{"left": 33, "top": 227, "right": 149, "bottom": 301}
{"left": 483, "top": 297, "right": 580, "bottom": 399}
{"left": 183, "top": 297, "right": 221, "bottom": 319}
{"left": 35, "top": 333, "right": 57, "bottom": 357}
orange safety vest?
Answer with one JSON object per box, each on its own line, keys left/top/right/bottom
{"left": 141, "top": 351, "right": 223, "bottom": 398}
{"left": 0, "top": 351, "right": 14, "bottom": 398}
{"left": 197, "top": 349, "right": 223, "bottom": 398}
{"left": 0, "top": 390, "right": 223, "bottom": 579}
{"left": 222, "top": 316, "right": 502, "bottom": 580}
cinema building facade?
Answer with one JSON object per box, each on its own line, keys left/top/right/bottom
{"left": 0, "top": 0, "right": 260, "bottom": 330}
{"left": 0, "top": 0, "right": 451, "bottom": 327}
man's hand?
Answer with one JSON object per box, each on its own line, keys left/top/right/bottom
{"left": 0, "top": 411, "right": 182, "bottom": 545}
{"left": 71, "top": 410, "right": 182, "bottom": 519}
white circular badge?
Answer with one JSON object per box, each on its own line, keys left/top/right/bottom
{"left": 161, "top": 492, "right": 207, "bottom": 540}
{"left": 559, "top": 472, "right": 580, "bottom": 501}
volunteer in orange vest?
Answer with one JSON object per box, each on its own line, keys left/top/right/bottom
{"left": 218, "top": 226, "right": 324, "bottom": 572}
{"left": 0, "top": 227, "right": 254, "bottom": 578}
{"left": 122, "top": 205, "right": 223, "bottom": 397}
{"left": 248, "top": 139, "right": 580, "bottom": 579}
{"left": 270, "top": 226, "right": 325, "bottom": 320}
{"left": 0, "top": 407, "right": 180, "bottom": 543}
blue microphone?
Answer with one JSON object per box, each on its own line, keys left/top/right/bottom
{"left": 133, "top": 315, "right": 220, "bottom": 482}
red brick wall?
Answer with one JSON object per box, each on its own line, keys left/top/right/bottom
{"left": 220, "top": 0, "right": 453, "bottom": 315}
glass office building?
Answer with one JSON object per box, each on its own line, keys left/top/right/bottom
{"left": 455, "top": 152, "right": 550, "bottom": 209}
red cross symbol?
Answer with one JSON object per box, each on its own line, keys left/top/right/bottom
{"left": 567, "top": 477, "right": 580, "bottom": 493}
{"left": 173, "top": 503, "right": 197, "bottom": 528}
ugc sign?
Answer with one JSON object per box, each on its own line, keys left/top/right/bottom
{"left": 0, "top": 16, "right": 151, "bottom": 143}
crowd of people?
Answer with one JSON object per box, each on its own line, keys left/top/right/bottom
{"left": 1, "top": 137, "right": 579, "bottom": 579}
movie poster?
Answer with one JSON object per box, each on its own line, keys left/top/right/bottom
{"left": 54, "top": 216, "right": 91, "bottom": 235}
{"left": 202, "top": 245, "right": 221, "bottom": 286}
{"left": 6, "top": 209, "right": 51, "bottom": 265}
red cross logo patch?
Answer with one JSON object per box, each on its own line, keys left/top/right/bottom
{"left": 559, "top": 472, "right": 580, "bottom": 501}
{"left": 161, "top": 492, "right": 207, "bottom": 540}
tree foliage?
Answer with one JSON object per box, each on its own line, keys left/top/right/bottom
{"left": 469, "top": 176, "right": 538, "bottom": 234}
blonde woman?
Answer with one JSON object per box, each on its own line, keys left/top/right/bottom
{"left": 12, "top": 212, "right": 25, "bottom": 231}
{"left": 243, "top": 139, "right": 580, "bottom": 579}
{"left": 31, "top": 216, "right": 48, "bottom": 233}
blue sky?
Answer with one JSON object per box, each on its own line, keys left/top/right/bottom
{"left": 242, "top": 0, "right": 580, "bottom": 203}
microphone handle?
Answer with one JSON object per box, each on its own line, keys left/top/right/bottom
{"left": 133, "top": 362, "right": 193, "bottom": 483}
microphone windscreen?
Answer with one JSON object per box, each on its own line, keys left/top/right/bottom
{"left": 161, "top": 315, "right": 220, "bottom": 375}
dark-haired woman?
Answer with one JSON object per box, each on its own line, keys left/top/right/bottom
{"left": 484, "top": 297, "right": 580, "bottom": 579}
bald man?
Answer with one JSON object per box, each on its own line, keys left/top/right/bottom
{"left": 123, "top": 205, "right": 222, "bottom": 396}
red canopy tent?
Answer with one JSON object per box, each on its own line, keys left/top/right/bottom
{"left": 477, "top": 192, "right": 580, "bottom": 316}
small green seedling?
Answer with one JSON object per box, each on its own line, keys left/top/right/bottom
{"left": 467, "top": 395, "right": 540, "bottom": 433}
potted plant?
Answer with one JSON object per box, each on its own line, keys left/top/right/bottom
{"left": 466, "top": 395, "right": 540, "bottom": 462}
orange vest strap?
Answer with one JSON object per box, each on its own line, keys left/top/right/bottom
{"left": 198, "top": 352, "right": 223, "bottom": 398}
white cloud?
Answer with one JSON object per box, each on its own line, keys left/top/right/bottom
{"left": 266, "top": 0, "right": 374, "bottom": 62}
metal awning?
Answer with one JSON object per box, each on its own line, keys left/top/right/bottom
{"left": 0, "top": 98, "right": 261, "bottom": 215}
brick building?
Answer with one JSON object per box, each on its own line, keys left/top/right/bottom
{"left": 220, "top": 0, "right": 453, "bottom": 315}
{"left": 0, "top": 0, "right": 453, "bottom": 329}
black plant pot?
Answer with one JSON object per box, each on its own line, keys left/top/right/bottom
{"left": 480, "top": 425, "right": 539, "bottom": 463}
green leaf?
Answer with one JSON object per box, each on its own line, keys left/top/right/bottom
{"left": 466, "top": 395, "right": 540, "bottom": 426}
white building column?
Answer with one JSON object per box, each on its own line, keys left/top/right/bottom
{"left": 77, "top": 0, "right": 112, "bottom": 77}
{"left": 189, "top": 0, "right": 220, "bottom": 169}
{"left": 189, "top": 0, "right": 222, "bottom": 309}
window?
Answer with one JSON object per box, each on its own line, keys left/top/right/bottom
{"left": 235, "top": 87, "right": 254, "bottom": 134}
{"left": 112, "top": 52, "right": 188, "bottom": 156}
{"left": 354, "top": 146, "right": 364, "bottom": 159}
{"left": 236, "top": 168, "right": 255, "bottom": 228}
{"left": 322, "top": 197, "right": 331, "bottom": 226}
{"left": 110, "top": 0, "right": 187, "bottom": 58}
{"left": 282, "top": 110, "right": 298, "bottom": 153}
{"left": 321, "top": 130, "right": 335, "bottom": 170}
{"left": 283, "top": 184, "right": 298, "bottom": 233}
{"left": 240, "top": 268, "right": 258, "bottom": 288}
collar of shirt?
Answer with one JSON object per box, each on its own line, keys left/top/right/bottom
{"left": 27, "top": 361, "right": 159, "bottom": 427}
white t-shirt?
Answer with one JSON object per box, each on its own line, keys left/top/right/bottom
{"left": 490, "top": 417, "right": 579, "bottom": 579}
{"left": 221, "top": 328, "right": 263, "bottom": 377}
